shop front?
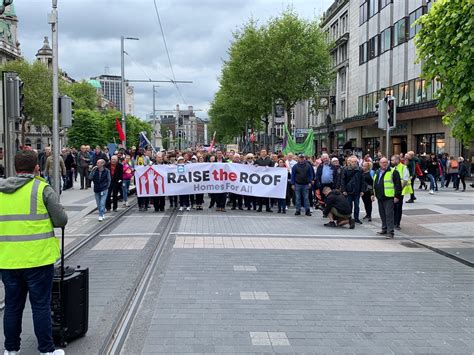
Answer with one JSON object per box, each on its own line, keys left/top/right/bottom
{"left": 415, "top": 133, "right": 445, "bottom": 155}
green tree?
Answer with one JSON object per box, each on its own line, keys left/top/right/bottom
{"left": 415, "top": 0, "right": 474, "bottom": 144}
{"left": 209, "top": 10, "right": 332, "bottom": 140}
{"left": 67, "top": 109, "right": 104, "bottom": 148}
{"left": 61, "top": 80, "right": 99, "bottom": 110}
{"left": 0, "top": 59, "right": 53, "bottom": 130}
{"left": 101, "top": 110, "right": 152, "bottom": 148}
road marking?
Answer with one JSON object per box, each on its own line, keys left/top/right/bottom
{"left": 175, "top": 236, "right": 427, "bottom": 252}
{"left": 172, "top": 232, "right": 375, "bottom": 238}
{"left": 250, "top": 332, "right": 290, "bottom": 346}
{"left": 100, "top": 233, "right": 161, "bottom": 237}
{"left": 92, "top": 237, "right": 150, "bottom": 250}
{"left": 240, "top": 291, "right": 270, "bottom": 300}
{"left": 233, "top": 265, "right": 257, "bottom": 272}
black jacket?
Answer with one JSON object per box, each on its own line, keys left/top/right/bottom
{"left": 362, "top": 171, "right": 374, "bottom": 193}
{"left": 254, "top": 157, "right": 273, "bottom": 167}
{"left": 89, "top": 167, "right": 111, "bottom": 193}
{"left": 373, "top": 168, "right": 402, "bottom": 200}
{"left": 341, "top": 167, "right": 364, "bottom": 194}
{"left": 323, "top": 190, "right": 352, "bottom": 216}
{"left": 106, "top": 162, "right": 123, "bottom": 185}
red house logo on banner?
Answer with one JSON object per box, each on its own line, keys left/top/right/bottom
{"left": 138, "top": 166, "right": 165, "bottom": 196}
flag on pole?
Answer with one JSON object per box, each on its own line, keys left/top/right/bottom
{"left": 115, "top": 118, "right": 126, "bottom": 141}
{"left": 139, "top": 131, "right": 157, "bottom": 154}
{"left": 208, "top": 131, "right": 217, "bottom": 152}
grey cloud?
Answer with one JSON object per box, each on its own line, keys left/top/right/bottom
{"left": 15, "top": 0, "right": 333, "bottom": 119}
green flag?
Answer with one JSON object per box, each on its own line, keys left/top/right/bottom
{"left": 282, "top": 124, "right": 314, "bottom": 157}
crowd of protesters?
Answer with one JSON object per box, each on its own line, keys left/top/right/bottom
{"left": 6, "top": 143, "right": 471, "bottom": 237}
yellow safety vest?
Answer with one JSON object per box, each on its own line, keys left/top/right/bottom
{"left": 396, "top": 163, "right": 413, "bottom": 196}
{"left": 0, "top": 178, "right": 59, "bottom": 269}
{"left": 373, "top": 169, "right": 395, "bottom": 198}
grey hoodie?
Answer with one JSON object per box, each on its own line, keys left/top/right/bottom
{"left": 0, "top": 174, "right": 68, "bottom": 228}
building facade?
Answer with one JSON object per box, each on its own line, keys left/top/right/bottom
{"left": 0, "top": 4, "right": 20, "bottom": 64}
{"left": 342, "top": 0, "right": 466, "bottom": 158}
{"left": 90, "top": 75, "right": 135, "bottom": 115}
{"left": 159, "top": 106, "right": 207, "bottom": 150}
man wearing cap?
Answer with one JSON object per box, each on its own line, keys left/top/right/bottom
{"left": 291, "top": 154, "right": 314, "bottom": 216}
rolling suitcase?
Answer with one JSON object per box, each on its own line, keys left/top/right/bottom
{"left": 51, "top": 227, "right": 89, "bottom": 346}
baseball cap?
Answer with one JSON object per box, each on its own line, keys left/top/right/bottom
{"left": 298, "top": 153, "right": 305, "bottom": 158}
{"left": 191, "top": 155, "right": 197, "bottom": 160}
{"left": 331, "top": 157, "right": 339, "bottom": 162}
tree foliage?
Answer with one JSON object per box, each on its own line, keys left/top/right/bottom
{"left": 1, "top": 59, "right": 53, "bottom": 128}
{"left": 62, "top": 80, "right": 99, "bottom": 111}
{"left": 415, "top": 0, "right": 474, "bottom": 144}
{"left": 209, "top": 10, "right": 332, "bottom": 140}
{"left": 66, "top": 109, "right": 104, "bottom": 148}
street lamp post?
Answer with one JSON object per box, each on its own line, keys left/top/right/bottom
{"left": 120, "top": 36, "right": 139, "bottom": 149}
{"left": 152, "top": 85, "right": 160, "bottom": 148}
{"left": 49, "top": 0, "right": 60, "bottom": 194}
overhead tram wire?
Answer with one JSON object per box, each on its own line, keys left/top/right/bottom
{"left": 152, "top": 0, "right": 187, "bottom": 105}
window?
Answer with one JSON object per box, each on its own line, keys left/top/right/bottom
{"left": 369, "top": 0, "right": 378, "bottom": 17}
{"left": 340, "top": 43, "right": 348, "bottom": 62}
{"left": 394, "top": 17, "right": 408, "bottom": 46}
{"left": 381, "top": 0, "right": 392, "bottom": 9}
{"left": 415, "top": 78, "right": 426, "bottom": 103}
{"left": 398, "top": 83, "right": 408, "bottom": 106}
{"left": 409, "top": 7, "right": 424, "bottom": 38}
{"left": 340, "top": 12, "right": 348, "bottom": 34}
{"left": 368, "top": 35, "right": 379, "bottom": 60}
{"left": 424, "top": 80, "right": 433, "bottom": 101}
{"left": 358, "top": 96, "right": 363, "bottom": 115}
{"left": 340, "top": 100, "right": 346, "bottom": 120}
{"left": 360, "top": 1, "right": 368, "bottom": 25}
{"left": 332, "top": 51, "right": 338, "bottom": 67}
{"left": 340, "top": 69, "right": 346, "bottom": 92}
{"left": 331, "top": 21, "right": 339, "bottom": 40}
{"left": 408, "top": 79, "right": 415, "bottom": 104}
{"left": 384, "top": 87, "right": 393, "bottom": 97}
{"left": 416, "top": 133, "right": 445, "bottom": 155}
{"left": 359, "top": 42, "right": 368, "bottom": 64}
{"left": 380, "top": 27, "right": 392, "bottom": 53}
{"left": 433, "top": 77, "right": 442, "bottom": 96}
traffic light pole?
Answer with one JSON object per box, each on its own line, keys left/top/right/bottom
{"left": 386, "top": 119, "right": 390, "bottom": 159}
{"left": 49, "top": 0, "right": 60, "bottom": 195}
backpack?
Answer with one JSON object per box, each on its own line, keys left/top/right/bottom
{"left": 450, "top": 160, "right": 459, "bottom": 169}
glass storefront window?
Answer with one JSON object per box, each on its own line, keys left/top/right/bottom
{"left": 408, "top": 79, "right": 415, "bottom": 105}
{"left": 415, "top": 79, "right": 423, "bottom": 103}
{"left": 416, "top": 133, "right": 445, "bottom": 155}
{"left": 364, "top": 137, "right": 380, "bottom": 156}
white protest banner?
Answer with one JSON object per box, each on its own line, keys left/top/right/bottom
{"left": 134, "top": 163, "right": 288, "bottom": 199}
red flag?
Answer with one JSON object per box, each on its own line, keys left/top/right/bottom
{"left": 115, "top": 118, "right": 126, "bottom": 141}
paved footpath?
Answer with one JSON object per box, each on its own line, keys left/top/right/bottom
{"left": 122, "top": 187, "right": 474, "bottom": 354}
{"left": 1, "top": 184, "right": 473, "bottom": 354}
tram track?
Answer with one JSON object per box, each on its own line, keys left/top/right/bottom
{"left": 99, "top": 209, "right": 178, "bottom": 355}
{"left": 60, "top": 200, "right": 139, "bottom": 262}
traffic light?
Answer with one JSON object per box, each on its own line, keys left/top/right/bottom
{"left": 377, "top": 99, "right": 387, "bottom": 129}
{"left": 59, "top": 95, "right": 74, "bottom": 127}
{"left": 387, "top": 97, "right": 396, "bottom": 128}
{"left": 5, "top": 73, "right": 23, "bottom": 120}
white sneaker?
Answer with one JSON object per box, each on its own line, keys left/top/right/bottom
{"left": 186, "top": 206, "right": 191, "bottom": 211}
{"left": 98, "top": 216, "right": 103, "bottom": 221}
{"left": 40, "top": 350, "right": 65, "bottom": 355}
{"left": 178, "top": 207, "right": 184, "bottom": 212}
{"left": 125, "top": 201, "right": 129, "bottom": 207}
{"left": 4, "top": 350, "right": 20, "bottom": 355}
{"left": 429, "top": 190, "right": 434, "bottom": 194}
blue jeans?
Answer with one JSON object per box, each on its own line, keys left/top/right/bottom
{"left": 426, "top": 174, "right": 436, "bottom": 191}
{"left": 277, "top": 198, "right": 286, "bottom": 211}
{"left": 122, "top": 180, "right": 131, "bottom": 202}
{"left": 295, "top": 184, "right": 310, "bottom": 212}
{"left": 346, "top": 193, "right": 360, "bottom": 220}
{"left": 95, "top": 190, "right": 108, "bottom": 217}
{"left": 2, "top": 264, "right": 56, "bottom": 353}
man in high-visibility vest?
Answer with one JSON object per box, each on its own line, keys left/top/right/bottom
{"left": 371, "top": 157, "right": 402, "bottom": 239}
{"left": 0, "top": 150, "right": 68, "bottom": 355}
{"left": 391, "top": 154, "right": 412, "bottom": 230}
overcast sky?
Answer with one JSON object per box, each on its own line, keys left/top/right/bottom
{"left": 15, "top": 0, "right": 333, "bottom": 120}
